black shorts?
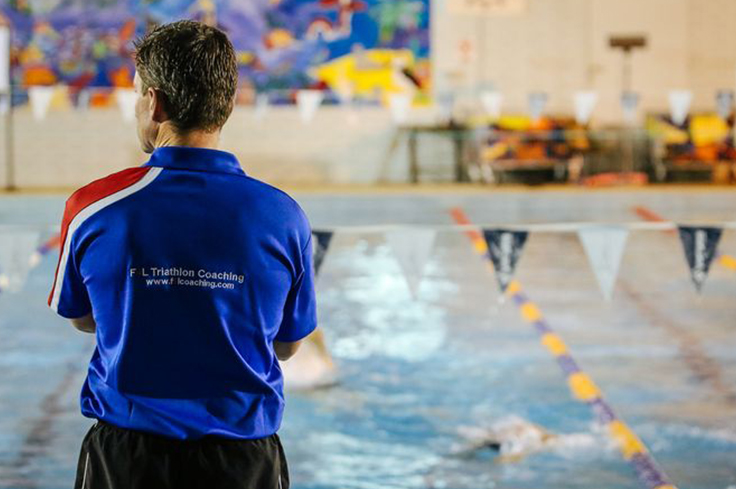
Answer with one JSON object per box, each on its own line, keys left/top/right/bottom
{"left": 74, "top": 421, "right": 289, "bottom": 489}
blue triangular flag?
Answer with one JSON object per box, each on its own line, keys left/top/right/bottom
{"left": 678, "top": 226, "right": 722, "bottom": 293}
{"left": 483, "top": 229, "right": 528, "bottom": 293}
{"left": 312, "top": 230, "right": 334, "bottom": 276}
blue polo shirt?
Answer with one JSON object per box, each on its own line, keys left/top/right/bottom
{"left": 48, "top": 147, "right": 317, "bottom": 440}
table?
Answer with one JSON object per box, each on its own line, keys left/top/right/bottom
{"left": 378, "top": 122, "right": 472, "bottom": 184}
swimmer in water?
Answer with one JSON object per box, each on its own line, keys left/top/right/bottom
{"left": 453, "top": 415, "right": 598, "bottom": 463}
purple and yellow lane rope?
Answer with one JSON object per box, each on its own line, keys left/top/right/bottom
{"left": 449, "top": 207, "right": 677, "bottom": 489}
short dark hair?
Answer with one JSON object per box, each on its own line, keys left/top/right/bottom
{"left": 134, "top": 20, "right": 238, "bottom": 133}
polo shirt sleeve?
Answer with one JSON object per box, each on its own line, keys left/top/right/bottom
{"left": 49, "top": 202, "right": 92, "bottom": 319}
{"left": 53, "top": 240, "right": 92, "bottom": 319}
{"left": 275, "top": 235, "right": 317, "bottom": 343}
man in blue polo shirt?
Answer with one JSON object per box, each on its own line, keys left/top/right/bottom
{"left": 48, "top": 20, "right": 316, "bottom": 489}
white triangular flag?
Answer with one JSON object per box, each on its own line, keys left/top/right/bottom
{"left": 481, "top": 91, "right": 503, "bottom": 119}
{"left": 388, "top": 92, "right": 412, "bottom": 124}
{"left": 386, "top": 228, "right": 436, "bottom": 299}
{"left": 28, "top": 86, "right": 55, "bottom": 121}
{"left": 0, "top": 229, "right": 41, "bottom": 293}
{"left": 77, "top": 89, "right": 91, "bottom": 110}
{"left": 297, "top": 89, "right": 324, "bottom": 124}
{"left": 669, "top": 90, "right": 693, "bottom": 126}
{"left": 437, "top": 91, "right": 455, "bottom": 121}
{"left": 254, "top": 93, "right": 270, "bottom": 121}
{"left": 115, "top": 88, "right": 137, "bottom": 123}
{"left": 621, "top": 91, "right": 639, "bottom": 123}
{"left": 578, "top": 226, "right": 629, "bottom": 301}
{"left": 574, "top": 91, "right": 598, "bottom": 125}
{"left": 528, "top": 92, "right": 548, "bottom": 121}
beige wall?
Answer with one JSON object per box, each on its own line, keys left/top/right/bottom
{"left": 1, "top": 106, "right": 429, "bottom": 189}
{"left": 436, "top": 0, "right": 736, "bottom": 122}
{"left": 2, "top": 0, "right": 736, "bottom": 189}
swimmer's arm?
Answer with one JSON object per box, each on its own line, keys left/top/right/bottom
{"left": 274, "top": 340, "right": 302, "bottom": 361}
{"left": 70, "top": 313, "right": 96, "bottom": 334}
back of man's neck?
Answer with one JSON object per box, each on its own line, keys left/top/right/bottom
{"left": 155, "top": 123, "right": 221, "bottom": 150}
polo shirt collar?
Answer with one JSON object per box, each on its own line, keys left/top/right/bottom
{"left": 143, "top": 146, "right": 246, "bottom": 176}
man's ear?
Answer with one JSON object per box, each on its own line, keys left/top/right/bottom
{"left": 149, "top": 87, "right": 169, "bottom": 124}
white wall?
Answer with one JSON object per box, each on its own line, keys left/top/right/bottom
{"left": 2, "top": 0, "right": 736, "bottom": 189}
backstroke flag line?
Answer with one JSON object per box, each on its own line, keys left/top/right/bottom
{"left": 715, "top": 90, "right": 734, "bottom": 120}
{"left": 578, "top": 226, "right": 629, "bottom": 301}
{"left": 528, "top": 92, "right": 548, "bottom": 121}
{"left": 481, "top": 91, "right": 503, "bottom": 119}
{"left": 678, "top": 226, "right": 722, "bottom": 293}
{"left": 437, "top": 91, "right": 455, "bottom": 121}
{"left": 297, "top": 89, "right": 324, "bottom": 124}
{"left": 115, "top": 88, "right": 137, "bottom": 123}
{"left": 254, "top": 93, "right": 270, "bottom": 121}
{"left": 77, "top": 89, "right": 91, "bottom": 110}
{"left": 668, "top": 90, "right": 693, "bottom": 126}
{"left": 386, "top": 228, "right": 437, "bottom": 299}
{"left": 312, "top": 230, "right": 334, "bottom": 277}
{"left": 574, "top": 91, "right": 598, "bottom": 125}
{"left": 388, "top": 93, "right": 412, "bottom": 125}
{"left": 0, "top": 230, "right": 41, "bottom": 293}
{"left": 28, "top": 86, "right": 55, "bottom": 121}
{"left": 621, "top": 91, "right": 639, "bottom": 123}
{"left": 483, "top": 229, "right": 528, "bottom": 294}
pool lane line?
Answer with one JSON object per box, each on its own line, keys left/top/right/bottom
{"left": 630, "top": 206, "right": 736, "bottom": 403}
{"left": 619, "top": 281, "right": 736, "bottom": 404}
{"left": 632, "top": 205, "right": 736, "bottom": 272}
{"left": 5, "top": 361, "right": 83, "bottom": 489}
{"left": 0, "top": 233, "right": 76, "bottom": 488}
{"left": 449, "top": 207, "right": 678, "bottom": 489}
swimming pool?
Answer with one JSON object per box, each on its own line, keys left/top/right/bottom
{"left": 1, "top": 189, "right": 735, "bottom": 489}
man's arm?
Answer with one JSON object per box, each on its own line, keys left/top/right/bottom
{"left": 70, "top": 313, "right": 97, "bottom": 334}
{"left": 273, "top": 340, "right": 302, "bottom": 361}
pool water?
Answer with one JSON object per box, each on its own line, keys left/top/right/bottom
{"left": 1, "top": 190, "right": 735, "bottom": 489}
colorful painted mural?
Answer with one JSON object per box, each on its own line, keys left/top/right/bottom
{"left": 0, "top": 0, "right": 430, "bottom": 99}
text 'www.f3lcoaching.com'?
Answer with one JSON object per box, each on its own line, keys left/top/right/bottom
{"left": 130, "top": 267, "right": 246, "bottom": 290}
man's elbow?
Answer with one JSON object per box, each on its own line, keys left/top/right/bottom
{"left": 70, "top": 314, "right": 97, "bottom": 334}
{"left": 274, "top": 340, "right": 302, "bottom": 361}
{"left": 74, "top": 324, "right": 96, "bottom": 334}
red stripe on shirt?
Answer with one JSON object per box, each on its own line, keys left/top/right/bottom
{"left": 48, "top": 167, "right": 152, "bottom": 306}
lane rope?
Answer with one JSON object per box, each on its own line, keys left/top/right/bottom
{"left": 449, "top": 207, "right": 678, "bottom": 489}
{"left": 629, "top": 206, "right": 736, "bottom": 402}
